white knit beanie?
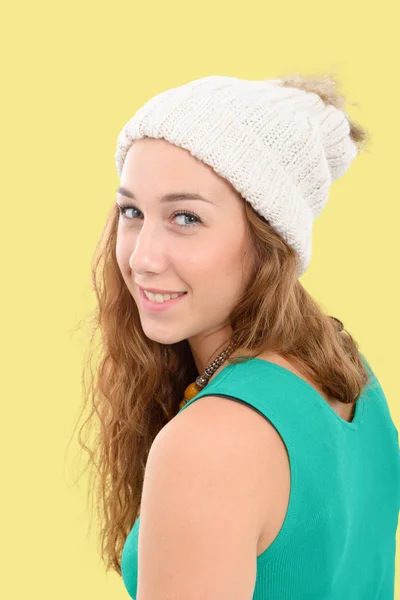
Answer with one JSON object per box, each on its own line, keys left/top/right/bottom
{"left": 114, "top": 74, "right": 363, "bottom": 277}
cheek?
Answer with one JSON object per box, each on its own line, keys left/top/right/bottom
{"left": 115, "top": 238, "right": 124, "bottom": 267}
{"left": 115, "top": 237, "right": 132, "bottom": 275}
{"left": 194, "top": 250, "right": 243, "bottom": 293}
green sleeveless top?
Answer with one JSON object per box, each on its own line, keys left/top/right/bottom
{"left": 121, "top": 355, "right": 400, "bottom": 599}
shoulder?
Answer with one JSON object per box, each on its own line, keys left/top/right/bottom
{"left": 150, "top": 393, "right": 280, "bottom": 483}
{"left": 161, "top": 393, "right": 289, "bottom": 471}
{"left": 148, "top": 393, "right": 289, "bottom": 538}
{"left": 137, "top": 394, "right": 289, "bottom": 597}
{"left": 172, "top": 392, "right": 289, "bottom": 459}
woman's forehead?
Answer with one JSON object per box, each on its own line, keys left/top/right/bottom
{"left": 122, "top": 140, "right": 239, "bottom": 206}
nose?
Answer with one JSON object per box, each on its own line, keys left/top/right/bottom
{"left": 129, "top": 225, "right": 168, "bottom": 274}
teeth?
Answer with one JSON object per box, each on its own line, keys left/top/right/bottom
{"left": 144, "top": 290, "right": 184, "bottom": 303}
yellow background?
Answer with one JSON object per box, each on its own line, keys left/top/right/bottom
{"left": 1, "top": 0, "right": 398, "bottom": 598}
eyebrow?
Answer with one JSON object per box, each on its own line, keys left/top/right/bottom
{"left": 116, "top": 187, "right": 215, "bottom": 205}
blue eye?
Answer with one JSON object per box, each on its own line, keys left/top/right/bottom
{"left": 117, "top": 204, "right": 203, "bottom": 228}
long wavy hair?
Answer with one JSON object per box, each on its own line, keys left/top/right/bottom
{"left": 70, "top": 72, "right": 375, "bottom": 576}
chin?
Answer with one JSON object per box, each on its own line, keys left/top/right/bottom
{"left": 142, "top": 329, "right": 186, "bottom": 346}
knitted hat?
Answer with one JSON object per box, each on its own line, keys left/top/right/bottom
{"left": 115, "top": 74, "right": 365, "bottom": 277}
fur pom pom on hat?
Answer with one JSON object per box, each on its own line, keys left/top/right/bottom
{"left": 115, "top": 73, "right": 369, "bottom": 277}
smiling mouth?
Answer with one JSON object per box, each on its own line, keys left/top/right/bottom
{"left": 142, "top": 289, "right": 187, "bottom": 303}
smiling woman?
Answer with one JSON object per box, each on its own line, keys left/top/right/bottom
{"left": 75, "top": 72, "right": 400, "bottom": 600}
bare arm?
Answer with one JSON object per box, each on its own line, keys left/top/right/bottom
{"left": 135, "top": 395, "right": 274, "bottom": 600}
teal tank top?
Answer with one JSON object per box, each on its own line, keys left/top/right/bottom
{"left": 121, "top": 355, "right": 400, "bottom": 599}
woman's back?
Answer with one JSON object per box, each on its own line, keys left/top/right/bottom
{"left": 121, "top": 355, "right": 400, "bottom": 599}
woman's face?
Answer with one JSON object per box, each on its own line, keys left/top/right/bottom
{"left": 115, "top": 137, "right": 255, "bottom": 369}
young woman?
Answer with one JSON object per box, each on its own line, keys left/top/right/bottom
{"left": 76, "top": 73, "right": 399, "bottom": 599}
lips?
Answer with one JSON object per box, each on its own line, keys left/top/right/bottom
{"left": 138, "top": 286, "right": 187, "bottom": 311}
